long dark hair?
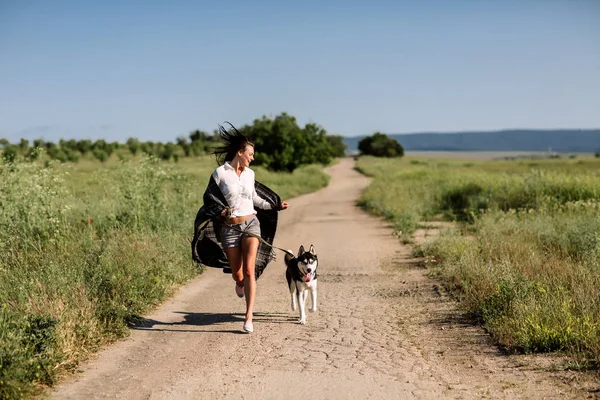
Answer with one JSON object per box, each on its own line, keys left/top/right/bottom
{"left": 212, "top": 122, "right": 254, "bottom": 165}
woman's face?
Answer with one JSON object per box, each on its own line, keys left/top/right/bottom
{"left": 237, "top": 145, "right": 255, "bottom": 168}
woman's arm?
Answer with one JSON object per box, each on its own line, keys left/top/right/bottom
{"left": 252, "top": 187, "right": 273, "bottom": 210}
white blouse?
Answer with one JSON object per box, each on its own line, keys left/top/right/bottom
{"left": 211, "top": 162, "right": 272, "bottom": 217}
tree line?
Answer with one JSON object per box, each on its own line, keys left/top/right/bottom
{"left": 0, "top": 133, "right": 218, "bottom": 164}
{"left": 0, "top": 113, "right": 347, "bottom": 172}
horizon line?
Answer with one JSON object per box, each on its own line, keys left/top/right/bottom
{"left": 343, "top": 127, "right": 600, "bottom": 138}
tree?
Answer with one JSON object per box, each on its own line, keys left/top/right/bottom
{"left": 127, "top": 137, "right": 141, "bottom": 155}
{"left": 65, "top": 139, "right": 78, "bottom": 151}
{"left": 161, "top": 142, "right": 175, "bottom": 161}
{"left": 19, "top": 138, "right": 29, "bottom": 153}
{"left": 93, "top": 139, "right": 114, "bottom": 157}
{"left": 140, "top": 142, "right": 154, "bottom": 156}
{"left": 77, "top": 139, "right": 93, "bottom": 155}
{"left": 93, "top": 149, "right": 108, "bottom": 162}
{"left": 239, "top": 113, "right": 339, "bottom": 172}
{"left": 176, "top": 136, "right": 191, "bottom": 157}
{"left": 327, "top": 135, "right": 347, "bottom": 158}
{"left": 189, "top": 130, "right": 210, "bottom": 143}
{"left": 64, "top": 148, "right": 80, "bottom": 162}
{"left": 358, "top": 132, "right": 404, "bottom": 158}
{"left": 53, "top": 149, "right": 69, "bottom": 163}
{"left": 190, "top": 141, "right": 205, "bottom": 156}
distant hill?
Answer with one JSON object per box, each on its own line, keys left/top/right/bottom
{"left": 343, "top": 129, "right": 600, "bottom": 153}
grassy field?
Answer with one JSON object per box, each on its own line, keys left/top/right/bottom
{"left": 356, "top": 154, "right": 600, "bottom": 368}
{"left": 0, "top": 155, "right": 330, "bottom": 398}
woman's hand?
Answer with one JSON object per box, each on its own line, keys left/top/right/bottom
{"left": 280, "top": 201, "right": 289, "bottom": 210}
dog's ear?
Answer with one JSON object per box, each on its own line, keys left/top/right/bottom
{"left": 309, "top": 245, "right": 316, "bottom": 255}
{"left": 298, "top": 245, "right": 305, "bottom": 256}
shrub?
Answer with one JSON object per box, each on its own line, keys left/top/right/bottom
{"left": 440, "top": 182, "right": 488, "bottom": 222}
{"left": 93, "top": 149, "right": 108, "bottom": 163}
{"left": 358, "top": 132, "right": 404, "bottom": 158}
{"left": 126, "top": 137, "right": 141, "bottom": 155}
{"left": 2, "top": 144, "right": 18, "bottom": 163}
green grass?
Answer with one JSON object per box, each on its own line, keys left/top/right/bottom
{"left": 0, "top": 155, "right": 330, "bottom": 398}
{"left": 356, "top": 155, "right": 600, "bottom": 366}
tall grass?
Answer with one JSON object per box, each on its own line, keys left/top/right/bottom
{"left": 356, "top": 155, "right": 600, "bottom": 365}
{"left": 0, "top": 155, "right": 330, "bottom": 398}
{"left": 355, "top": 163, "right": 439, "bottom": 236}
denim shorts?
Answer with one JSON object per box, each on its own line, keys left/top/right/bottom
{"left": 220, "top": 215, "right": 261, "bottom": 248}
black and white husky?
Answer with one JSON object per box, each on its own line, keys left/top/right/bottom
{"left": 285, "top": 245, "right": 318, "bottom": 325}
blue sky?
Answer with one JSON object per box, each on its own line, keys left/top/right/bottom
{"left": 1, "top": 0, "right": 598, "bottom": 143}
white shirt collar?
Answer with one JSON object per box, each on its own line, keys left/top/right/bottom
{"left": 224, "top": 161, "right": 247, "bottom": 174}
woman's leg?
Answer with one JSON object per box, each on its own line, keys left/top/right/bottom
{"left": 224, "top": 247, "right": 243, "bottom": 286}
{"left": 241, "top": 236, "right": 259, "bottom": 323}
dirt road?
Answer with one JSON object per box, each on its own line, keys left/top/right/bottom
{"left": 52, "top": 158, "right": 596, "bottom": 399}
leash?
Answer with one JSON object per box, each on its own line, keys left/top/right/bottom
{"left": 223, "top": 222, "right": 295, "bottom": 257}
{"left": 193, "top": 216, "right": 294, "bottom": 257}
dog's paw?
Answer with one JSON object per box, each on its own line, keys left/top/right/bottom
{"left": 309, "top": 307, "right": 317, "bottom": 313}
{"left": 298, "top": 318, "right": 306, "bottom": 325}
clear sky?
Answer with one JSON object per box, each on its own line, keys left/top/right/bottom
{"left": 1, "top": 0, "right": 598, "bottom": 143}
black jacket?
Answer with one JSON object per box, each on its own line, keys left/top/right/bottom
{"left": 191, "top": 175, "right": 283, "bottom": 279}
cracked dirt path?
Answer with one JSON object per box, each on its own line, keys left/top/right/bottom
{"left": 51, "top": 158, "right": 596, "bottom": 399}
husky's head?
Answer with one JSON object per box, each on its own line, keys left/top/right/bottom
{"left": 296, "top": 245, "right": 318, "bottom": 282}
